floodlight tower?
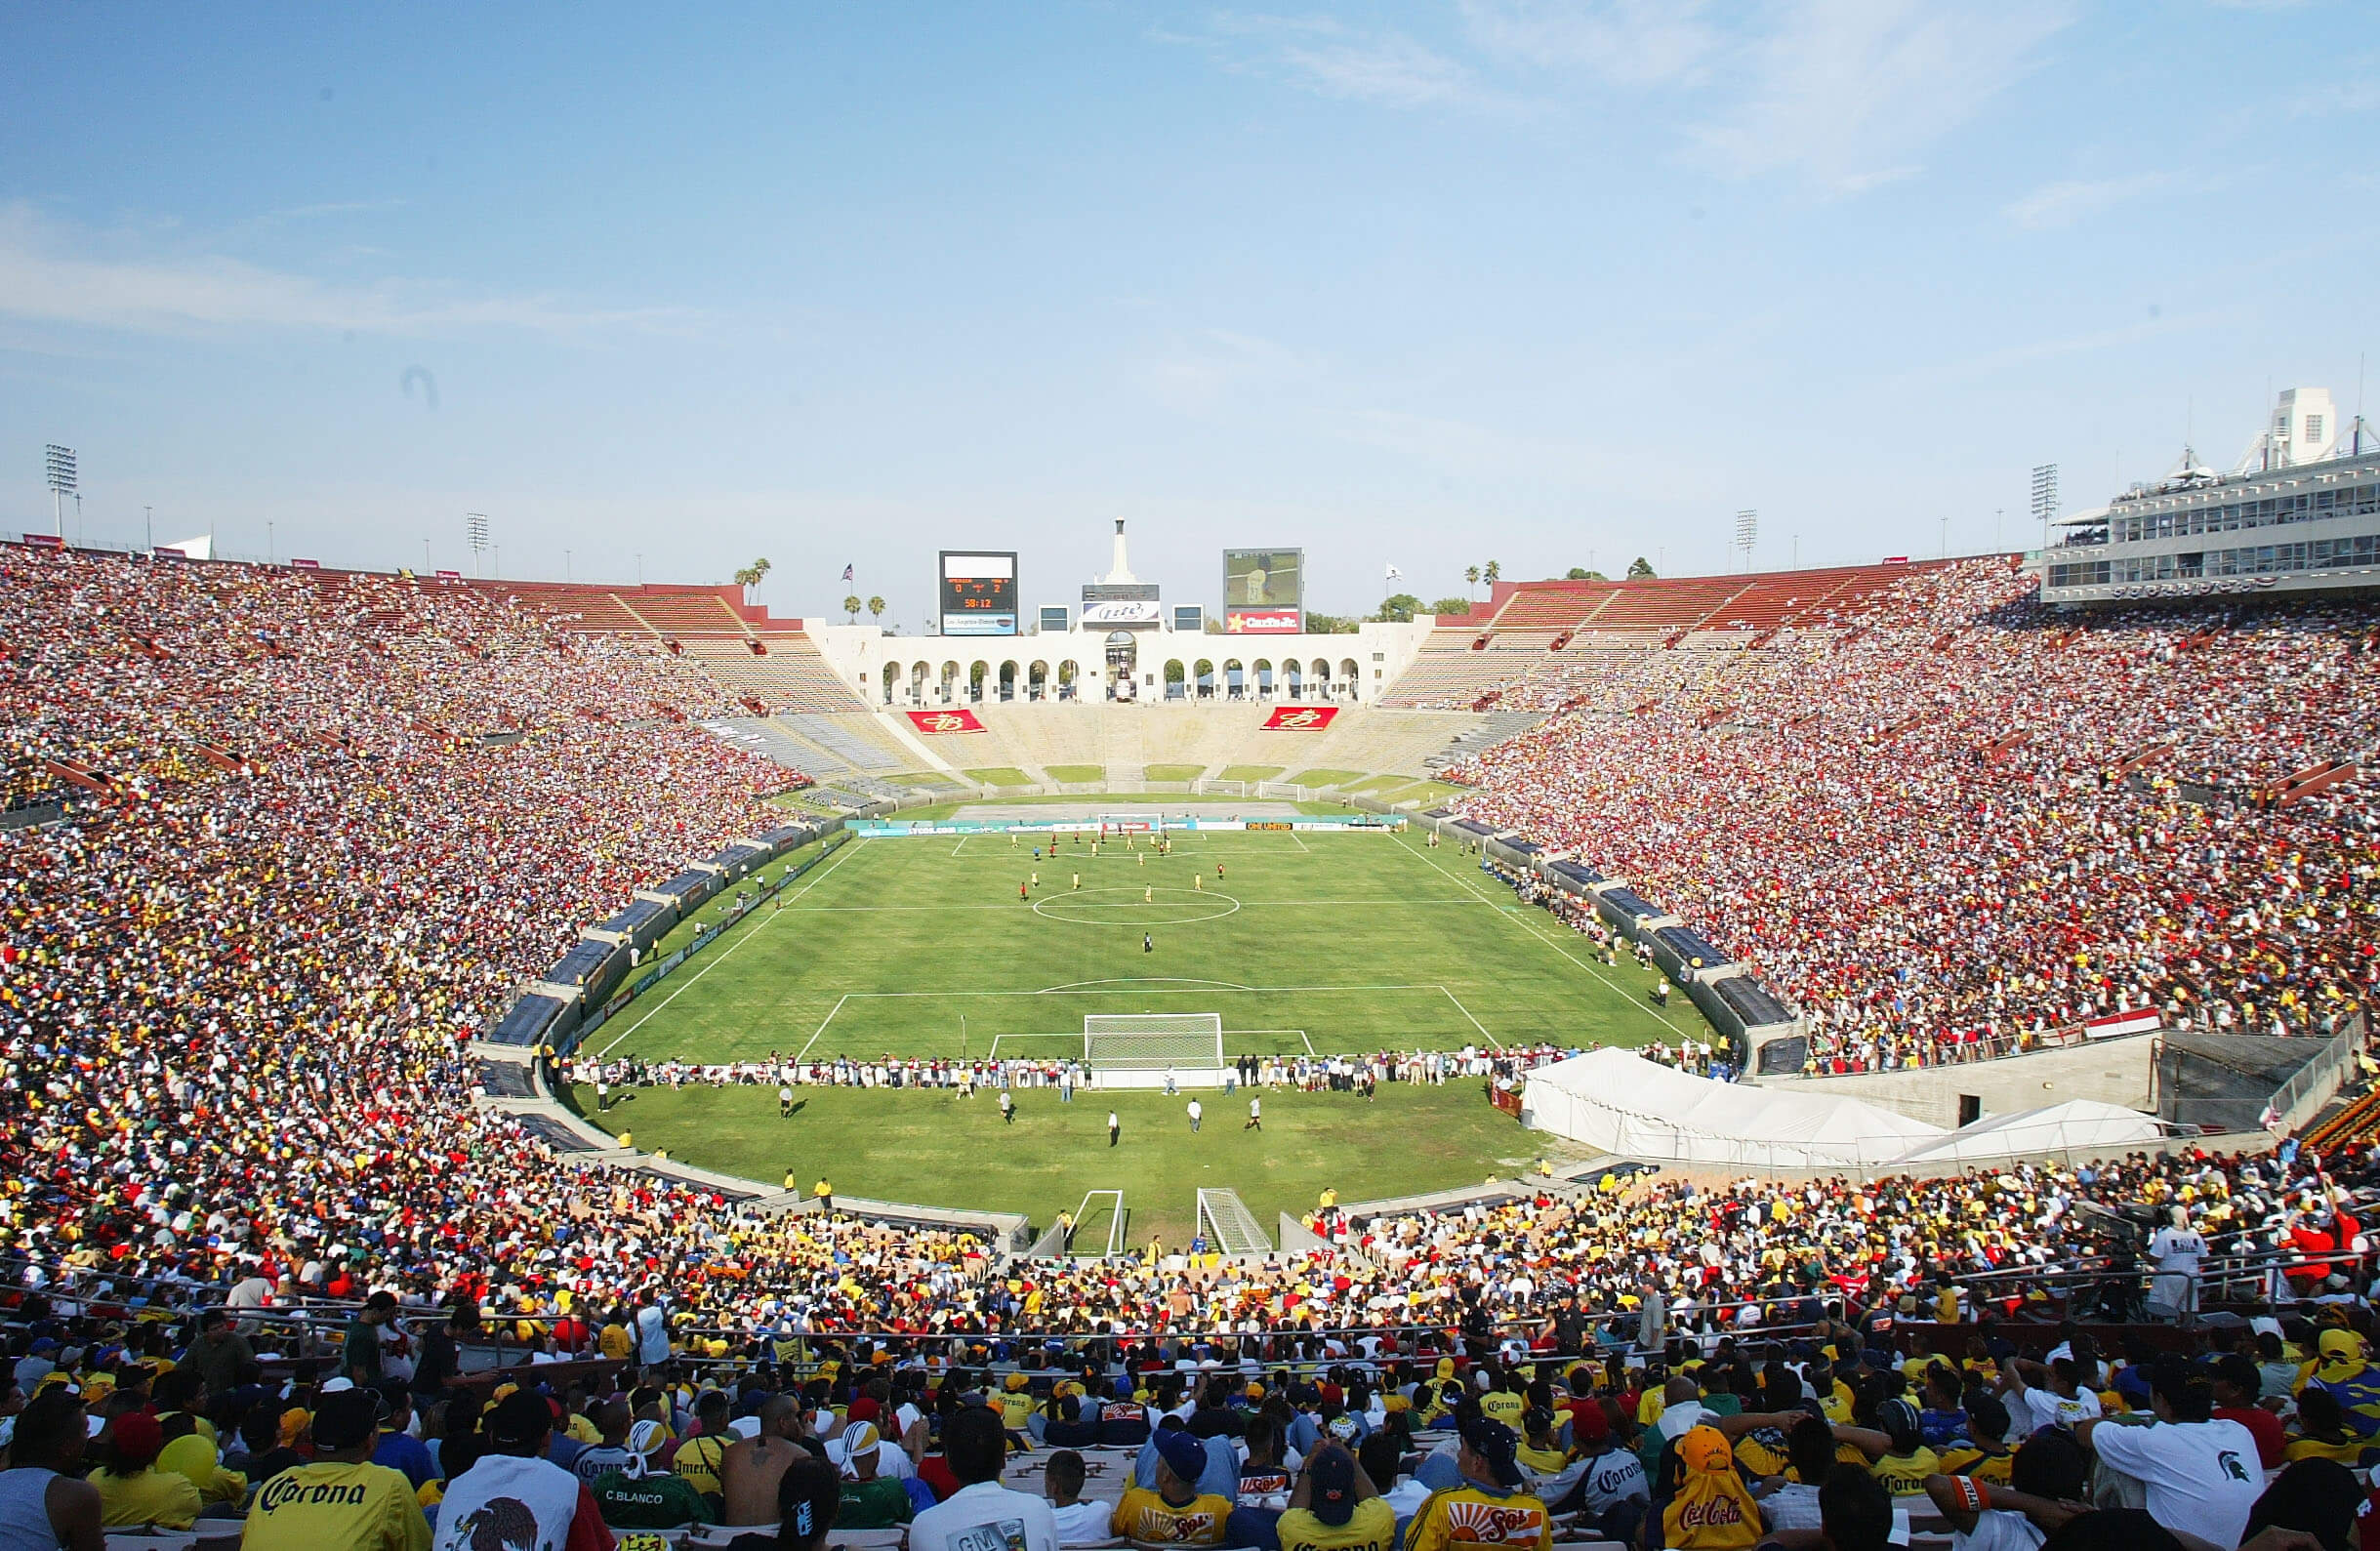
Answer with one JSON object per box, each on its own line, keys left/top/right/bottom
{"left": 2030, "top": 464, "right": 2059, "bottom": 551}
{"left": 44, "top": 445, "right": 76, "bottom": 538}
{"left": 1734, "top": 509, "right": 1757, "bottom": 572}
{"left": 466, "top": 511, "right": 490, "bottom": 578}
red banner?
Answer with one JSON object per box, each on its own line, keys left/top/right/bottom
{"left": 1261, "top": 706, "right": 1339, "bottom": 731}
{"left": 907, "top": 708, "right": 986, "bottom": 734}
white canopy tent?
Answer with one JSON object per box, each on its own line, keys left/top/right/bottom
{"left": 1882, "top": 1100, "right": 2169, "bottom": 1170}
{"left": 1522, "top": 1051, "right": 2175, "bottom": 1177}
{"left": 1522, "top": 1048, "right": 1946, "bottom": 1172}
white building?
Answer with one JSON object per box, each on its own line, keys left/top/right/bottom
{"left": 2040, "top": 387, "right": 2380, "bottom": 604}
{"left": 804, "top": 521, "right": 1433, "bottom": 706}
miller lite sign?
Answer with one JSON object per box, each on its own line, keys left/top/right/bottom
{"left": 1260, "top": 706, "right": 1338, "bottom": 731}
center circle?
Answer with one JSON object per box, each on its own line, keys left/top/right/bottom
{"left": 1032, "top": 886, "right": 1241, "bottom": 925}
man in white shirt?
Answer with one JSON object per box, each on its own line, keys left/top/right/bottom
{"left": 2074, "top": 1362, "right": 2259, "bottom": 1549}
{"left": 1187, "top": 1098, "right": 1202, "bottom": 1133}
{"left": 2146, "top": 1207, "right": 2208, "bottom": 1318}
{"left": 911, "top": 1408, "right": 1059, "bottom": 1551}
{"left": 1044, "top": 1449, "right": 1115, "bottom": 1547}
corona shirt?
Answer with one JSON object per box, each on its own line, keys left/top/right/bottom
{"left": 241, "top": 1459, "right": 431, "bottom": 1551}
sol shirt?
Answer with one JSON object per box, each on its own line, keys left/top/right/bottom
{"left": 240, "top": 1459, "right": 432, "bottom": 1551}
{"left": 1113, "top": 1486, "right": 1234, "bottom": 1545}
{"left": 1402, "top": 1482, "right": 1553, "bottom": 1551}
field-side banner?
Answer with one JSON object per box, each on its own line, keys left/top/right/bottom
{"left": 1260, "top": 706, "right": 1338, "bottom": 731}
{"left": 906, "top": 709, "right": 986, "bottom": 734}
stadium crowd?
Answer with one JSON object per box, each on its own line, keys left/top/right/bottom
{"left": 6, "top": 546, "right": 2380, "bottom": 1546}
{"left": 1447, "top": 560, "right": 2380, "bottom": 1074}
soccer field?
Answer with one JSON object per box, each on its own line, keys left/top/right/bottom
{"left": 567, "top": 816, "right": 1710, "bottom": 1237}
{"left": 590, "top": 823, "right": 1709, "bottom": 1066}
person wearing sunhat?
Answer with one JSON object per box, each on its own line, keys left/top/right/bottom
{"left": 239, "top": 1386, "right": 431, "bottom": 1550}
{"left": 1274, "top": 1441, "right": 1395, "bottom": 1551}
{"left": 1401, "top": 1417, "right": 1551, "bottom": 1551}
{"left": 1113, "top": 1425, "right": 1233, "bottom": 1545}
{"left": 1646, "top": 1424, "right": 1760, "bottom": 1551}
{"left": 2300, "top": 1327, "right": 2380, "bottom": 1438}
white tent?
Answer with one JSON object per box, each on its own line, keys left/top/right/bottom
{"left": 1522, "top": 1048, "right": 1946, "bottom": 1172}
{"left": 1883, "top": 1100, "right": 2168, "bottom": 1171}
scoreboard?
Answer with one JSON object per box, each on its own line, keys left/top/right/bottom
{"left": 939, "top": 551, "right": 1018, "bottom": 636}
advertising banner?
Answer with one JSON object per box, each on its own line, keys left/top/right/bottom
{"left": 1224, "top": 548, "right": 1302, "bottom": 633}
{"left": 1080, "top": 598, "right": 1163, "bottom": 629}
{"left": 1260, "top": 706, "right": 1339, "bottom": 731}
{"left": 906, "top": 708, "right": 986, "bottom": 734}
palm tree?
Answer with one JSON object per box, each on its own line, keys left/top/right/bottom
{"left": 867, "top": 595, "right": 885, "bottom": 626}
{"left": 1483, "top": 559, "right": 1500, "bottom": 587}
{"left": 1464, "top": 564, "right": 1480, "bottom": 599}
{"left": 733, "top": 556, "right": 772, "bottom": 600}
{"left": 841, "top": 593, "right": 862, "bottom": 622}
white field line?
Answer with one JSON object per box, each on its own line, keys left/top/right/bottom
{"left": 590, "top": 837, "right": 864, "bottom": 1056}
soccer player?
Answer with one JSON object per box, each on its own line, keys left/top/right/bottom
{"left": 1020, "top": 881, "right": 1029, "bottom": 901}
{"left": 1031, "top": 872, "right": 1040, "bottom": 888}
{"left": 1144, "top": 933, "right": 1154, "bottom": 954}
{"left": 1216, "top": 864, "right": 1225, "bottom": 880}
{"left": 1001, "top": 1090, "right": 1015, "bottom": 1124}
{"left": 1144, "top": 886, "right": 1153, "bottom": 904}
{"left": 1108, "top": 1112, "right": 1121, "bottom": 1147}
{"left": 1193, "top": 875, "right": 1203, "bottom": 891}
{"left": 1246, "top": 1096, "right": 1261, "bottom": 1131}
{"left": 1072, "top": 873, "right": 1081, "bottom": 889}
{"left": 779, "top": 1083, "right": 794, "bottom": 1118}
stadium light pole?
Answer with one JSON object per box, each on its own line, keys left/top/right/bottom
{"left": 1734, "top": 510, "right": 1756, "bottom": 572}
{"left": 44, "top": 444, "right": 76, "bottom": 538}
{"left": 465, "top": 511, "right": 490, "bottom": 579}
{"left": 2031, "top": 465, "right": 2059, "bottom": 551}
{"left": 144, "top": 506, "right": 152, "bottom": 554}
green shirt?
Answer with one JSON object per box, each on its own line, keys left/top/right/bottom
{"left": 839, "top": 1475, "right": 916, "bottom": 1530}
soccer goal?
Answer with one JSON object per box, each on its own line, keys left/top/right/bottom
{"left": 1084, "top": 1012, "right": 1224, "bottom": 1072}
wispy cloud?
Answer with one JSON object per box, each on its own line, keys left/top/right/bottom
{"left": 0, "top": 202, "right": 696, "bottom": 338}
{"left": 1459, "top": 0, "right": 1719, "bottom": 88}
{"left": 1163, "top": 13, "right": 1502, "bottom": 111}
{"left": 1136, "top": 325, "right": 1320, "bottom": 413}
{"left": 2004, "top": 171, "right": 2172, "bottom": 229}
{"left": 1687, "top": 0, "right": 2075, "bottom": 193}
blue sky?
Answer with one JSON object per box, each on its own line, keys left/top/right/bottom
{"left": 2, "top": 2, "right": 2372, "bottom": 622}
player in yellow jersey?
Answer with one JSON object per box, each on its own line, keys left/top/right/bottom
{"left": 1402, "top": 1419, "right": 1550, "bottom": 1551}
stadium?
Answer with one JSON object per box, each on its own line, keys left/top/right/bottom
{"left": 7, "top": 12, "right": 2379, "bottom": 1550}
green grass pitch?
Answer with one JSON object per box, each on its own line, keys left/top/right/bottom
{"left": 569, "top": 822, "right": 1710, "bottom": 1240}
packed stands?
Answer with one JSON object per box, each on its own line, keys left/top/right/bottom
{"left": 1437, "top": 556, "right": 2380, "bottom": 1074}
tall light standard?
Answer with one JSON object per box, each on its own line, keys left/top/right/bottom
{"left": 466, "top": 511, "right": 490, "bottom": 578}
{"left": 144, "top": 506, "right": 153, "bottom": 554}
{"left": 44, "top": 445, "right": 76, "bottom": 538}
{"left": 2031, "top": 464, "right": 2059, "bottom": 551}
{"left": 1734, "top": 510, "right": 1757, "bottom": 572}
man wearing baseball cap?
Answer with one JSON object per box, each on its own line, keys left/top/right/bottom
{"left": 1400, "top": 1418, "right": 1551, "bottom": 1551}
{"left": 1275, "top": 1441, "right": 1395, "bottom": 1551}
{"left": 239, "top": 1387, "right": 430, "bottom": 1550}
{"left": 1113, "top": 1425, "right": 1234, "bottom": 1545}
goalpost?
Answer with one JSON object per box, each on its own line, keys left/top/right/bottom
{"left": 1084, "top": 1012, "right": 1224, "bottom": 1073}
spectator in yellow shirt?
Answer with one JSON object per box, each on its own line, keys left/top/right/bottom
{"left": 1403, "top": 1419, "right": 1551, "bottom": 1551}
{"left": 89, "top": 1412, "right": 203, "bottom": 1531}
{"left": 1276, "top": 1443, "right": 1396, "bottom": 1551}
{"left": 1113, "top": 1428, "right": 1233, "bottom": 1545}
{"left": 239, "top": 1388, "right": 431, "bottom": 1551}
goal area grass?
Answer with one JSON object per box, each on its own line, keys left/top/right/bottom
{"left": 570, "top": 821, "right": 1711, "bottom": 1238}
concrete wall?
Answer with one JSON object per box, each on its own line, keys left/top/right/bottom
{"left": 1759, "top": 1035, "right": 2156, "bottom": 1128}
{"left": 807, "top": 620, "right": 1436, "bottom": 708}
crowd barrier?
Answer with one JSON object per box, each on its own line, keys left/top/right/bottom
{"left": 483, "top": 821, "right": 843, "bottom": 1050}
{"left": 848, "top": 813, "right": 1408, "bottom": 837}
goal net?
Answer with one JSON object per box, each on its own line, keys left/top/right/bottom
{"left": 1084, "top": 1013, "right": 1224, "bottom": 1071}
